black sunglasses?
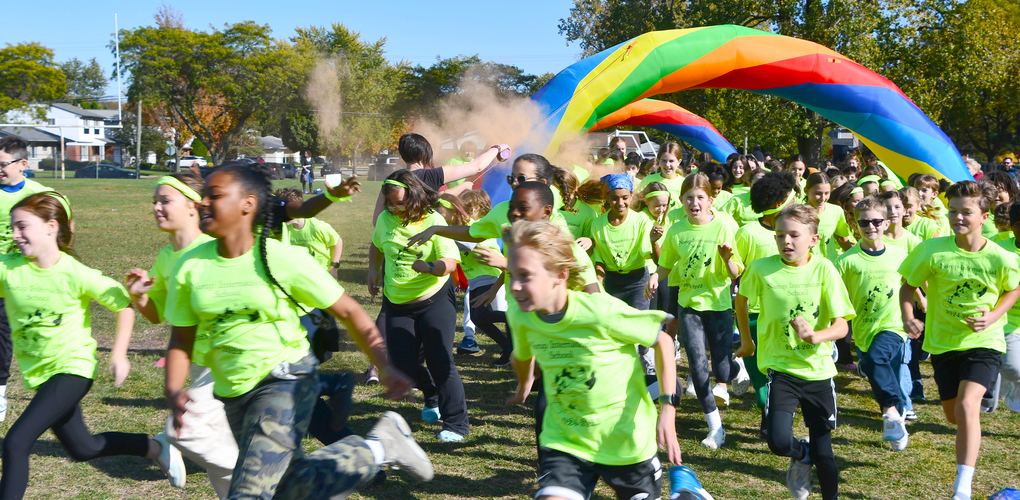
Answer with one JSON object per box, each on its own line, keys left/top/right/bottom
{"left": 0, "top": 159, "right": 24, "bottom": 168}
{"left": 507, "top": 174, "right": 538, "bottom": 186}
{"left": 857, "top": 218, "right": 885, "bottom": 228}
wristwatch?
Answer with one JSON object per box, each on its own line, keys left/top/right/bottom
{"left": 331, "top": 261, "right": 341, "bottom": 269}
{"left": 658, "top": 394, "right": 679, "bottom": 407}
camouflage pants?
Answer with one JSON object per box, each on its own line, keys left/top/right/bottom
{"left": 221, "top": 361, "right": 377, "bottom": 500}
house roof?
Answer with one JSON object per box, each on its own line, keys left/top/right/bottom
{"left": 52, "top": 103, "right": 119, "bottom": 121}
{"left": 0, "top": 127, "right": 64, "bottom": 144}
{"left": 260, "top": 135, "right": 285, "bottom": 150}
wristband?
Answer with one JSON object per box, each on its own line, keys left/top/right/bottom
{"left": 658, "top": 394, "right": 679, "bottom": 406}
{"left": 427, "top": 261, "right": 436, "bottom": 274}
{"left": 331, "top": 261, "right": 341, "bottom": 269}
{"left": 323, "top": 190, "right": 351, "bottom": 203}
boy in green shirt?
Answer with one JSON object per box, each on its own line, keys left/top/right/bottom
{"left": 994, "top": 202, "right": 1020, "bottom": 414}
{"left": 735, "top": 204, "right": 855, "bottom": 500}
{"left": 899, "top": 181, "right": 1020, "bottom": 500}
{"left": 0, "top": 136, "right": 52, "bottom": 422}
{"left": 835, "top": 197, "right": 910, "bottom": 451}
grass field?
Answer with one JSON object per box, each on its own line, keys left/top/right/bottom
{"left": 2, "top": 177, "right": 1018, "bottom": 499}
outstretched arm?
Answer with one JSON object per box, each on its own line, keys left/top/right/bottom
{"left": 442, "top": 145, "right": 507, "bottom": 184}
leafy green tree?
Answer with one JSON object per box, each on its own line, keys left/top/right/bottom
{"left": 109, "top": 110, "right": 167, "bottom": 165}
{"left": 120, "top": 21, "right": 306, "bottom": 164}
{"left": 0, "top": 43, "right": 66, "bottom": 122}
{"left": 60, "top": 57, "right": 108, "bottom": 104}
{"left": 393, "top": 55, "right": 481, "bottom": 123}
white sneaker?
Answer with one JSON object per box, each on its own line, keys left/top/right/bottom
{"left": 712, "top": 384, "right": 730, "bottom": 407}
{"left": 731, "top": 358, "right": 751, "bottom": 396}
{"left": 152, "top": 433, "right": 186, "bottom": 488}
{"left": 786, "top": 438, "right": 812, "bottom": 500}
{"left": 685, "top": 376, "right": 697, "bottom": 397}
{"left": 952, "top": 492, "right": 972, "bottom": 500}
{"left": 0, "top": 388, "right": 6, "bottom": 423}
{"left": 700, "top": 427, "right": 725, "bottom": 450}
{"left": 881, "top": 411, "right": 906, "bottom": 442}
{"left": 903, "top": 409, "right": 918, "bottom": 421}
{"left": 1005, "top": 379, "right": 1020, "bottom": 414}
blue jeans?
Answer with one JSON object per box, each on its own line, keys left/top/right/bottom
{"left": 857, "top": 331, "right": 907, "bottom": 415}
{"left": 899, "top": 341, "right": 914, "bottom": 413}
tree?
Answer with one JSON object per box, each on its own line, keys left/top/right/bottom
{"left": 120, "top": 21, "right": 306, "bottom": 164}
{"left": 60, "top": 57, "right": 108, "bottom": 104}
{"left": 109, "top": 110, "right": 167, "bottom": 165}
{"left": 392, "top": 55, "right": 481, "bottom": 123}
{"left": 0, "top": 43, "right": 66, "bottom": 122}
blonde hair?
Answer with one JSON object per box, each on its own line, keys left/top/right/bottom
{"left": 776, "top": 203, "right": 820, "bottom": 234}
{"left": 656, "top": 142, "right": 683, "bottom": 164}
{"left": 460, "top": 190, "right": 491, "bottom": 221}
{"left": 854, "top": 196, "right": 888, "bottom": 218}
{"left": 632, "top": 181, "right": 670, "bottom": 213}
{"left": 436, "top": 193, "right": 469, "bottom": 226}
{"left": 680, "top": 172, "right": 712, "bottom": 196}
{"left": 504, "top": 220, "right": 587, "bottom": 290}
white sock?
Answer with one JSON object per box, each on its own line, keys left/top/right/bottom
{"left": 954, "top": 464, "right": 975, "bottom": 497}
{"left": 0, "top": 384, "right": 6, "bottom": 397}
{"left": 705, "top": 409, "right": 722, "bottom": 431}
{"left": 883, "top": 408, "right": 900, "bottom": 419}
{"left": 365, "top": 438, "right": 386, "bottom": 465}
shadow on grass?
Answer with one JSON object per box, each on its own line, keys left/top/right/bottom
{"left": 100, "top": 397, "right": 167, "bottom": 409}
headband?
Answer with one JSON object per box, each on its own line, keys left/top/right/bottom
{"left": 761, "top": 189, "right": 796, "bottom": 216}
{"left": 880, "top": 179, "right": 896, "bottom": 187}
{"left": 858, "top": 175, "right": 881, "bottom": 185}
{"left": 43, "top": 191, "right": 72, "bottom": 221}
{"left": 437, "top": 197, "right": 470, "bottom": 219}
{"left": 600, "top": 173, "right": 633, "bottom": 192}
{"left": 850, "top": 186, "right": 864, "bottom": 195}
{"left": 156, "top": 176, "right": 201, "bottom": 201}
{"left": 383, "top": 179, "right": 408, "bottom": 189}
{"left": 645, "top": 190, "right": 670, "bottom": 199}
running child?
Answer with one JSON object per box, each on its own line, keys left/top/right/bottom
{"left": 901, "top": 186, "right": 941, "bottom": 241}
{"left": 735, "top": 204, "right": 855, "bottom": 500}
{"left": 994, "top": 201, "right": 1020, "bottom": 413}
{"left": 725, "top": 155, "right": 753, "bottom": 196}
{"left": 720, "top": 168, "right": 768, "bottom": 227}
{"left": 591, "top": 173, "right": 653, "bottom": 309}
{"left": 912, "top": 173, "right": 950, "bottom": 235}
{"left": 633, "top": 182, "right": 676, "bottom": 315}
{"left": 804, "top": 172, "right": 852, "bottom": 260}
{"left": 899, "top": 180, "right": 1019, "bottom": 500}
{"left": 835, "top": 196, "right": 911, "bottom": 451}
{"left": 647, "top": 173, "right": 746, "bottom": 449}
{"left": 0, "top": 192, "right": 185, "bottom": 498}
{"left": 554, "top": 167, "right": 598, "bottom": 243}
{"left": 638, "top": 142, "right": 685, "bottom": 210}
{"left": 880, "top": 191, "right": 921, "bottom": 255}
{"left": 505, "top": 220, "right": 682, "bottom": 500}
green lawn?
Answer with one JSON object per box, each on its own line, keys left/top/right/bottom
{"left": 2, "top": 178, "right": 1019, "bottom": 499}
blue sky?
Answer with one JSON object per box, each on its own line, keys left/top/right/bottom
{"left": 3, "top": 0, "right": 582, "bottom": 97}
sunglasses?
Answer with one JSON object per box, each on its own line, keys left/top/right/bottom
{"left": 857, "top": 218, "right": 886, "bottom": 228}
{"left": 507, "top": 174, "right": 538, "bottom": 186}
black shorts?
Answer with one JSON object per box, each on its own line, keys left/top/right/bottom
{"left": 930, "top": 348, "right": 1002, "bottom": 400}
{"left": 766, "top": 370, "right": 838, "bottom": 431}
{"left": 536, "top": 447, "right": 662, "bottom": 500}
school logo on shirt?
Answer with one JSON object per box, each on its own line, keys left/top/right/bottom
{"left": 862, "top": 286, "right": 895, "bottom": 312}
{"left": 553, "top": 366, "right": 600, "bottom": 426}
{"left": 785, "top": 301, "right": 820, "bottom": 343}
{"left": 948, "top": 281, "right": 987, "bottom": 305}
{"left": 16, "top": 309, "right": 64, "bottom": 356}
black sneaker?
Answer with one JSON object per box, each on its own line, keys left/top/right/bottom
{"left": 329, "top": 372, "right": 356, "bottom": 431}
{"left": 493, "top": 350, "right": 513, "bottom": 368}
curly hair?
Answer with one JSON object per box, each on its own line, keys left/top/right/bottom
{"left": 750, "top": 171, "right": 798, "bottom": 213}
{"left": 504, "top": 220, "right": 587, "bottom": 291}
{"left": 460, "top": 190, "right": 491, "bottom": 221}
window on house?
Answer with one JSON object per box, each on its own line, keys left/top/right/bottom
{"left": 83, "top": 128, "right": 89, "bottom": 134}
{"left": 95, "top": 129, "right": 100, "bottom": 135}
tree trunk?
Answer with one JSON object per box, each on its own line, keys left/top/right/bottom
{"left": 797, "top": 135, "right": 823, "bottom": 167}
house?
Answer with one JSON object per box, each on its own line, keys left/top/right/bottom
{"left": 3, "top": 104, "right": 125, "bottom": 168}
{"left": 259, "top": 135, "right": 299, "bottom": 163}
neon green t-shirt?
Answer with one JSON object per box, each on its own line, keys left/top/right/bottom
{"left": 991, "top": 231, "right": 1012, "bottom": 243}
{"left": 995, "top": 236, "right": 1020, "bottom": 334}
{"left": 905, "top": 216, "right": 940, "bottom": 240}
{"left": 0, "top": 252, "right": 131, "bottom": 389}
{"left": 507, "top": 291, "right": 665, "bottom": 465}
{"left": 899, "top": 236, "right": 1020, "bottom": 354}
{"left": 738, "top": 255, "right": 856, "bottom": 380}
{"left": 713, "top": 189, "right": 733, "bottom": 208}
{"left": 148, "top": 234, "right": 216, "bottom": 324}
{"left": 731, "top": 184, "right": 750, "bottom": 197}
{"left": 287, "top": 217, "right": 340, "bottom": 269}
{"left": 826, "top": 227, "right": 856, "bottom": 261}
{"left": 638, "top": 173, "right": 684, "bottom": 210}
{"left": 0, "top": 179, "right": 53, "bottom": 254}
{"left": 373, "top": 210, "right": 460, "bottom": 304}
{"left": 590, "top": 209, "right": 652, "bottom": 273}
{"left": 444, "top": 156, "right": 469, "bottom": 189}
{"left": 458, "top": 231, "right": 502, "bottom": 282}
{"left": 735, "top": 219, "right": 779, "bottom": 314}
{"left": 883, "top": 230, "right": 920, "bottom": 255}
{"left": 658, "top": 213, "right": 742, "bottom": 311}
{"left": 573, "top": 164, "right": 590, "bottom": 184}
{"left": 814, "top": 204, "right": 851, "bottom": 260}
{"left": 835, "top": 245, "right": 908, "bottom": 351}
{"left": 165, "top": 237, "right": 344, "bottom": 397}
{"left": 560, "top": 202, "right": 598, "bottom": 240}
{"left": 982, "top": 215, "right": 998, "bottom": 238}
{"left": 720, "top": 191, "right": 760, "bottom": 226}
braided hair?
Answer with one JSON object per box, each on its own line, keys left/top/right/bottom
{"left": 215, "top": 161, "right": 308, "bottom": 314}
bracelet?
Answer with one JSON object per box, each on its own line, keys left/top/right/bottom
{"left": 323, "top": 190, "right": 351, "bottom": 203}
{"left": 427, "top": 261, "right": 436, "bottom": 274}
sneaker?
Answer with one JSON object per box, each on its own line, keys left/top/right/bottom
{"left": 493, "top": 350, "right": 513, "bottom": 368}
{"left": 904, "top": 410, "right": 918, "bottom": 421}
{"left": 152, "top": 433, "right": 186, "bottom": 488}
{"left": 367, "top": 411, "right": 434, "bottom": 481}
{"left": 456, "top": 338, "right": 480, "bottom": 355}
{"left": 436, "top": 430, "right": 465, "bottom": 442}
{"left": 364, "top": 366, "right": 380, "bottom": 385}
{"left": 951, "top": 493, "right": 972, "bottom": 500}
{"left": 0, "top": 389, "right": 6, "bottom": 423}
{"left": 685, "top": 377, "right": 697, "bottom": 397}
{"left": 881, "top": 411, "right": 906, "bottom": 442}
{"left": 712, "top": 384, "right": 730, "bottom": 407}
{"left": 1005, "top": 379, "right": 1020, "bottom": 413}
{"left": 421, "top": 406, "right": 441, "bottom": 424}
{"left": 856, "top": 363, "right": 868, "bottom": 380}
{"left": 786, "top": 438, "right": 812, "bottom": 500}
{"left": 700, "top": 427, "right": 725, "bottom": 450}
{"left": 910, "top": 381, "right": 925, "bottom": 401}
{"left": 329, "top": 372, "right": 357, "bottom": 431}
{"left": 668, "top": 465, "right": 716, "bottom": 500}
{"left": 731, "top": 358, "right": 751, "bottom": 396}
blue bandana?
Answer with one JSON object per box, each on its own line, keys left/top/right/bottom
{"left": 600, "top": 173, "right": 633, "bottom": 192}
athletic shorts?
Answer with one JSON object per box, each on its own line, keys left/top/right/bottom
{"left": 766, "top": 370, "right": 838, "bottom": 431}
{"left": 535, "top": 447, "right": 662, "bottom": 500}
{"left": 930, "top": 348, "right": 1002, "bottom": 400}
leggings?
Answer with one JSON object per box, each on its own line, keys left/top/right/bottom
{"left": 1, "top": 374, "right": 149, "bottom": 499}
{"left": 767, "top": 410, "right": 839, "bottom": 500}
{"left": 468, "top": 283, "right": 512, "bottom": 353}
{"left": 678, "top": 306, "right": 738, "bottom": 414}
{"left": 743, "top": 313, "right": 769, "bottom": 410}
{"left": 0, "top": 298, "right": 11, "bottom": 385}
{"left": 384, "top": 279, "right": 469, "bottom": 436}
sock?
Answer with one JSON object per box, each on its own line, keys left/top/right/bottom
{"left": 954, "top": 464, "right": 974, "bottom": 497}
{"left": 365, "top": 438, "right": 386, "bottom": 465}
{"left": 705, "top": 409, "right": 722, "bottom": 431}
{"left": 0, "top": 384, "right": 6, "bottom": 397}
{"left": 883, "top": 408, "right": 900, "bottom": 420}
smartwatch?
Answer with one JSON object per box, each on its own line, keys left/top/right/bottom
{"left": 658, "top": 394, "right": 679, "bottom": 407}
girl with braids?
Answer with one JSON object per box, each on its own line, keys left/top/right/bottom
{"left": 0, "top": 192, "right": 186, "bottom": 498}
{"left": 164, "top": 163, "right": 434, "bottom": 498}
{"left": 553, "top": 166, "right": 598, "bottom": 243}
{"left": 370, "top": 169, "right": 469, "bottom": 442}
{"left": 123, "top": 173, "right": 235, "bottom": 497}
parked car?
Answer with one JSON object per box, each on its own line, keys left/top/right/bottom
{"left": 23, "top": 169, "right": 35, "bottom": 178}
{"left": 74, "top": 165, "right": 139, "bottom": 179}
{"left": 280, "top": 163, "right": 298, "bottom": 179}
{"left": 165, "top": 155, "right": 208, "bottom": 169}
{"left": 262, "top": 162, "right": 286, "bottom": 180}
{"left": 320, "top": 163, "right": 338, "bottom": 176}
{"left": 369, "top": 156, "right": 403, "bottom": 181}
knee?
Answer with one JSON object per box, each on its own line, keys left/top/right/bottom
{"left": 2, "top": 433, "right": 31, "bottom": 458}
{"left": 766, "top": 430, "right": 793, "bottom": 456}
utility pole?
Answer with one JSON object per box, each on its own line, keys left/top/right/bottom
{"left": 174, "top": 130, "right": 180, "bottom": 173}
{"left": 135, "top": 100, "right": 142, "bottom": 179}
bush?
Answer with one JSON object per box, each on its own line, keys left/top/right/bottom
{"left": 37, "top": 158, "right": 88, "bottom": 171}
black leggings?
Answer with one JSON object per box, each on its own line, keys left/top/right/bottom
{"left": 767, "top": 410, "right": 838, "bottom": 500}
{"left": 384, "top": 280, "right": 469, "bottom": 435}
{"left": 468, "top": 284, "right": 512, "bottom": 353}
{"left": 1, "top": 374, "right": 149, "bottom": 499}
{"left": 0, "top": 298, "right": 11, "bottom": 385}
